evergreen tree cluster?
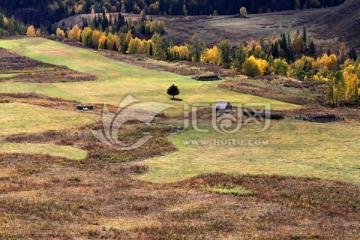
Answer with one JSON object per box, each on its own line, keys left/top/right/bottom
{"left": 0, "top": 0, "right": 346, "bottom": 30}
{"left": 78, "top": 12, "right": 165, "bottom": 42}
{"left": 0, "top": 11, "right": 27, "bottom": 36}
{"left": 84, "top": 12, "right": 126, "bottom": 33}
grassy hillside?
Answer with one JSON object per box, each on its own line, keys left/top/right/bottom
{"left": 1, "top": 38, "right": 359, "bottom": 184}
{"left": 303, "top": 0, "right": 360, "bottom": 49}
{"left": 0, "top": 37, "right": 298, "bottom": 159}
{"left": 0, "top": 38, "right": 298, "bottom": 115}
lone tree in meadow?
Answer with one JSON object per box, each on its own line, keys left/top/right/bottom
{"left": 167, "top": 84, "right": 180, "bottom": 100}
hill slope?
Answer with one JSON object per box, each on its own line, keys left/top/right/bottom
{"left": 305, "top": 0, "right": 360, "bottom": 49}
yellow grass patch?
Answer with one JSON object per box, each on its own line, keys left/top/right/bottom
{"left": 0, "top": 142, "right": 87, "bottom": 160}
{"left": 0, "top": 102, "right": 98, "bottom": 136}
{"left": 30, "top": 45, "right": 77, "bottom": 58}
{"left": 100, "top": 216, "right": 161, "bottom": 230}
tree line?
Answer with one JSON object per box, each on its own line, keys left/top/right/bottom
{"left": 0, "top": 0, "right": 345, "bottom": 33}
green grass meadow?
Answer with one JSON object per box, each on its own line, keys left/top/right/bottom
{"left": 0, "top": 38, "right": 298, "bottom": 115}
{"left": 1, "top": 38, "right": 359, "bottom": 184}
{"left": 139, "top": 119, "right": 360, "bottom": 183}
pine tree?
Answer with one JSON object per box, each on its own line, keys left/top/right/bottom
{"left": 121, "top": 3, "right": 126, "bottom": 13}
{"left": 280, "top": 33, "right": 288, "bottom": 51}
{"left": 152, "top": 34, "right": 169, "bottom": 60}
{"left": 302, "top": 27, "right": 307, "bottom": 46}
{"left": 218, "top": 39, "right": 231, "bottom": 69}
{"left": 327, "top": 48, "right": 332, "bottom": 56}
{"left": 349, "top": 48, "right": 358, "bottom": 61}
{"left": 232, "top": 43, "right": 248, "bottom": 71}
{"left": 102, "top": 10, "right": 108, "bottom": 30}
{"left": 85, "top": 0, "right": 91, "bottom": 14}
{"left": 190, "top": 33, "right": 204, "bottom": 62}
{"left": 354, "top": 48, "right": 358, "bottom": 61}
{"left": 272, "top": 42, "right": 279, "bottom": 58}
{"left": 309, "top": 41, "right": 316, "bottom": 57}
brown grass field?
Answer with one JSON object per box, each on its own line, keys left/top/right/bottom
{"left": 1, "top": 148, "right": 359, "bottom": 239}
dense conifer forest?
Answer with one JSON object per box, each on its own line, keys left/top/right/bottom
{"left": 0, "top": 0, "right": 345, "bottom": 28}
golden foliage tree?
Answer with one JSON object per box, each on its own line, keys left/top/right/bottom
{"left": 272, "top": 58, "right": 289, "bottom": 76}
{"left": 242, "top": 56, "right": 269, "bottom": 77}
{"left": 81, "top": 27, "right": 92, "bottom": 45}
{"left": 170, "top": 45, "right": 190, "bottom": 60}
{"left": 343, "top": 65, "right": 359, "bottom": 102}
{"left": 98, "top": 35, "right": 107, "bottom": 49}
{"left": 35, "top": 29, "right": 41, "bottom": 37}
{"left": 26, "top": 25, "right": 36, "bottom": 37}
{"left": 2, "top": 16, "right": 9, "bottom": 27}
{"left": 291, "top": 56, "right": 315, "bottom": 81}
{"left": 91, "top": 30, "right": 102, "bottom": 49}
{"left": 125, "top": 30, "right": 132, "bottom": 44}
{"left": 68, "top": 25, "right": 82, "bottom": 41}
{"left": 201, "top": 46, "right": 220, "bottom": 65}
{"left": 56, "top": 28, "right": 65, "bottom": 38}
{"left": 128, "top": 37, "right": 142, "bottom": 54}
{"left": 240, "top": 7, "right": 247, "bottom": 15}
{"left": 313, "top": 53, "right": 339, "bottom": 75}
{"left": 141, "top": 39, "right": 153, "bottom": 55}
{"left": 291, "top": 35, "right": 305, "bottom": 54}
{"left": 106, "top": 33, "right": 116, "bottom": 50}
